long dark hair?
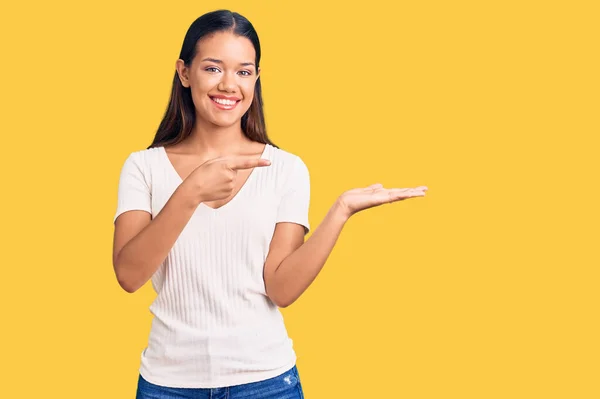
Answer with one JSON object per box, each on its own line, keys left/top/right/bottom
{"left": 147, "top": 10, "right": 277, "bottom": 149}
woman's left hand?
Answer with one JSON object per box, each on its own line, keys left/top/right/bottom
{"left": 336, "top": 183, "right": 428, "bottom": 219}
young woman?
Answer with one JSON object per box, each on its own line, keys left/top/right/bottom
{"left": 113, "top": 9, "right": 427, "bottom": 399}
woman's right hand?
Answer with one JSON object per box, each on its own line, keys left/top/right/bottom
{"left": 184, "top": 155, "right": 271, "bottom": 204}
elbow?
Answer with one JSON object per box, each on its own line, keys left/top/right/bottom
{"left": 265, "top": 283, "right": 296, "bottom": 308}
{"left": 116, "top": 272, "right": 139, "bottom": 293}
{"left": 267, "top": 288, "right": 291, "bottom": 308}
{"left": 118, "top": 279, "right": 138, "bottom": 294}
{"left": 268, "top": 293, "right": 288, "bottom": 308}
{"left": 114, "top": 262, "right": 140, "bottom": 294}
{"left": 274, "top": 295, "right": 295, "bottom": 309}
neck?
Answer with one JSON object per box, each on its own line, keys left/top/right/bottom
{"left": 185, "top": 118, "right": 253, "bottom": 157}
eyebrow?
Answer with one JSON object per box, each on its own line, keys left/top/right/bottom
{"left": 201, "top": 57, "right": 255, "bottom": 67}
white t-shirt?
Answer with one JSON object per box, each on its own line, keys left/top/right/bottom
{"left": 113, "top": 143, "right": 310, "bottom": 388}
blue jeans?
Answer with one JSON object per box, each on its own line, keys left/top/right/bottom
{"left": 136, "top": 365, "right": 305, "bottom": 398}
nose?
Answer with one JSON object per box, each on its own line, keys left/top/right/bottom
{"left": 218, "top": 72, "right": 237, "bottom": 93}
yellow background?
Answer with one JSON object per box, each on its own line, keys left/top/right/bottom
{"left": 1, "top": 0, "right": 598, "bottom": 397}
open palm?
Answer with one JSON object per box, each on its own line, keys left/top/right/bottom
{"left": 337, "top": 183, "right": 428, "bottom": 217}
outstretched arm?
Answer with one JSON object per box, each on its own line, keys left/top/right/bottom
{"left": 263, "top": 184, "right": 428, "bottom": 308}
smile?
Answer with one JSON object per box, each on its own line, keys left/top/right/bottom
{"left": 210, "top": 97, "right": 240, "bottom": 110}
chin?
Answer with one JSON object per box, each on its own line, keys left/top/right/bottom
{"left": 209, "top": 110, "right": 251, "bottom": 128}
{"left": 210, "top": 116, "right": 243, "bottom": 128}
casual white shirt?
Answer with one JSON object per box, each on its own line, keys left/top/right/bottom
{"left": 113, "top": 143, "right": 310, "bottom": 388}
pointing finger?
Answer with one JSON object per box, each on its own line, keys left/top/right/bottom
{"left": 228, "top": 156, "right": 271, "bottom": 170}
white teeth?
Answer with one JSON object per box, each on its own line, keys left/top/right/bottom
{"left": 212, "top": 98, "right": 237, "bottom": 106}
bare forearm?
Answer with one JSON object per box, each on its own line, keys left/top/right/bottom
{"left": 271, "top": 201, "right": 350, "bottom": 307}
{"left": 115, "top": 182, "right": 200, "bottom": 293}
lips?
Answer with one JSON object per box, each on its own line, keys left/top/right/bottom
{"left": 210, "top": 96, "right": 240, "bottom": 110}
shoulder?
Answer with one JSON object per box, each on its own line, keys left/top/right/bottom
{"left": 120, "top": 146, "right": 163, "bottom": 169}
{"left": 266, "top": 144, "right": 310, "bottom": 192}
{"left": 117, "top": 147, "right": 165, "bottom": 188}
{"left": 267, "top": 144, "right": 308, "bottom": 172}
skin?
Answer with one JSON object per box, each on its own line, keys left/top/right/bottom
{"left": 176, "top": 31, "right": 260, "bottom": 142}
{"left": 112, "top": 31, "right": 429, "bottom": 305}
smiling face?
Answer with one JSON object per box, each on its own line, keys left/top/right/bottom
{"left": 176, "top": 31, "right": 260, "bottom": 129}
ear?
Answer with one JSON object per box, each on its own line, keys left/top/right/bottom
{"left": 256, "top": 66, "right": 261, "bottom": 80}
{"left": 175, "top": 59, "right": 190, "bottom": 88}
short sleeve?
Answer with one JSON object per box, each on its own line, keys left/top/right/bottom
{"left": 276, "top": 155, "right": 311, "bottom": 234}
{"left": 113, "top": 152, "right": 152, "bottom": 223}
